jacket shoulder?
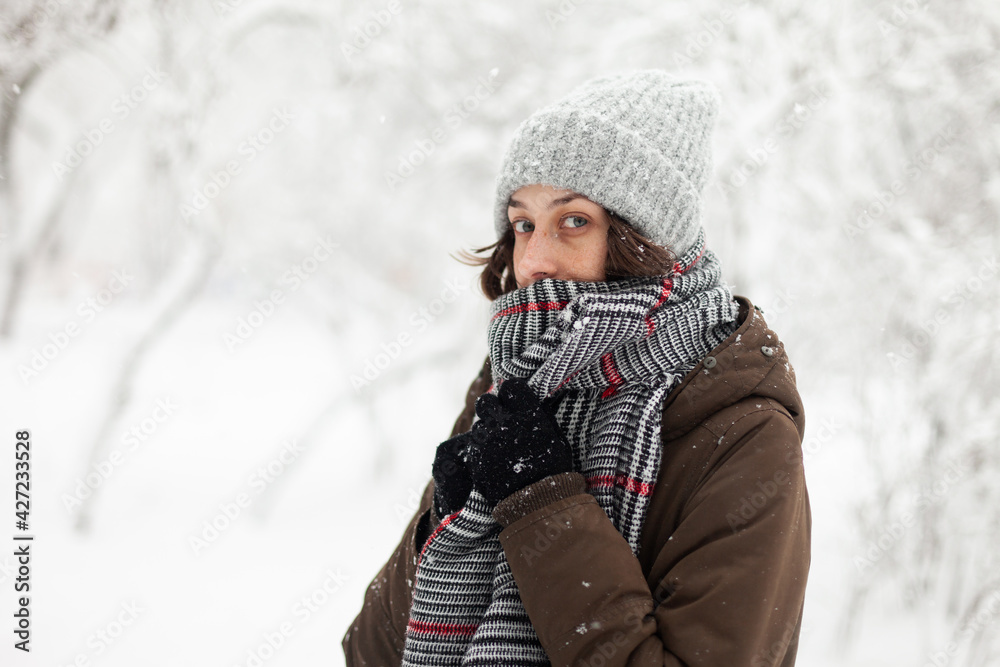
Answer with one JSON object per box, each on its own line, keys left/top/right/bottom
{"left": 641, "top": 395, "right": 806, "bottom": 564}
{"left": 661, "top": 296, "right": 806, "bottom": 444}
{"left": 641, "top": 296, "right": 807, "bottom": 573}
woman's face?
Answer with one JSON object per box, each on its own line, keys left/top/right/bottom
{"left": 507, "top": 184, "right": 611, "bottom": 289}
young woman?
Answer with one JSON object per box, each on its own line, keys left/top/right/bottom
{"left": 343, "top": 70, "right": 810, "bottom": 667}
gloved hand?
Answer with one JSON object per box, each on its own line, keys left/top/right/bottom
{"left": 431, "top": 432, "right": 474, "bottom": 519}
{"left": 465, "top": 377, "right": 573, "bottom": 508}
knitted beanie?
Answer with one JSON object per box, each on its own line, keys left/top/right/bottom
{"left": 493, "top": 70, "right": 720, "bottom": 258}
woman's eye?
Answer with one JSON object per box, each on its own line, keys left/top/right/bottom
{"left": 564, "top": 216, "right": 589, "bottom": 229}
{"left": 512, "top": 220, "right": 534, "bottom": 233}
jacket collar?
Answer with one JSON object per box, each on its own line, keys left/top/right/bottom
{"left": 660, "top": 295, "right": 805, "bottom": 442}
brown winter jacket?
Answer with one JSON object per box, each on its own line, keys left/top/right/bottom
{"left": 342, "top": 295, "right": 811, "bottom": 666}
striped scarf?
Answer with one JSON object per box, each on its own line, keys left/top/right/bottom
{"left": 402, "top": 231, "right": 739, "bottom": 666}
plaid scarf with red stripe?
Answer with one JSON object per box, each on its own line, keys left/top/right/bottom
{"left": 402, "top": 231, "right": 738, "bottom": 666}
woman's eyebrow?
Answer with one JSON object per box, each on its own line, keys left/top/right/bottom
{"left": 507, "top": 194, "right": 587, "bottom": 210}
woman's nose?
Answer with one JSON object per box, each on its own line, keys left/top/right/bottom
{"left": 519, "top": 230, "right": 560, "bottom": 281}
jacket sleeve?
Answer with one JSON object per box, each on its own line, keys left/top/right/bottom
{"left": 491, "top": 407, "right": 811, "bottom": 667}
{"left": 342, "top": 358, "right": 492, "bottom": 666}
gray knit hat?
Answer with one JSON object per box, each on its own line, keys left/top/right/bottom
{"left": 493, "top": 70, "right": 720, "bottom": 258}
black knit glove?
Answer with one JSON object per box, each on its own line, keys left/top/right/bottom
{"left": 465, "top": 378, "right": 573, "bottom": 508}
{"left": 431, "top": 432, "right": 474, "bottom": 518}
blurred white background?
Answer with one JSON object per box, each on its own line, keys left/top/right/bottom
{"left": 1, "top": 0, "right": 998, "bottom": 665}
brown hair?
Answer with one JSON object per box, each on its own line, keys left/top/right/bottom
{"left": 453, "top": 211, "right": 677, "bottom": 301}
